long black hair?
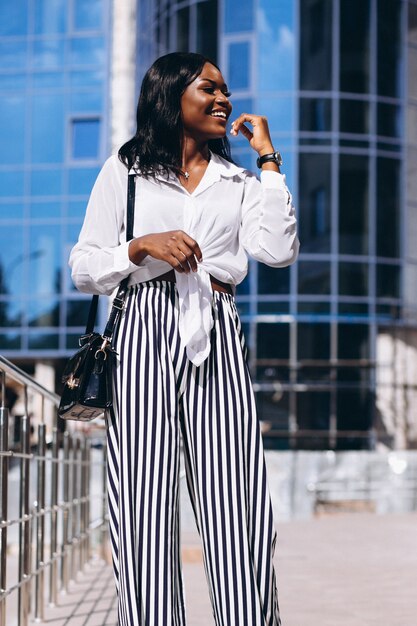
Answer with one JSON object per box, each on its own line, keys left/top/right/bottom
{"left": 118, "top": 52, "right": 232, "bottom": 177}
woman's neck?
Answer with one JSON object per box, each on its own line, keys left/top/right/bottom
{"left": 181, "top": 137, "right": 210, "bottom": 170}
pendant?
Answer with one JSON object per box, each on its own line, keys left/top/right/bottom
{"left": 184, "top": 171, "right": 190, "bottom": 180}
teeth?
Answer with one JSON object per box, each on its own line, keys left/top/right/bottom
{"left": 211, "top": 111, "right": 226, "bottom": 118}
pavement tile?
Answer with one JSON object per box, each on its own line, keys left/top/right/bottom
{"left": 28, "top": 512, "right": 417, "bottom": 626}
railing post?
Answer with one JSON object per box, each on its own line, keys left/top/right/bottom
{"left": 34, "top": 422, "right": 46, "bottom": 621}
{"left": 0, "top": 372, "right": 9, "bottom": 626}
{"left": 18, "top": 388, "right": 31, "bottom": 626}
{"left": 61, "top": 431, "right": 70, "bottom": 593}
{"left": 71, "top": 438, "right": 81, "bottom": 581}
{"left": 86, "top": 440, "right": 91, "bottom": 562}
{"left": 101, "top": 443, "right": 107, "bottom": 562}
{"left": 80, "top": 439, "right": 87, "bottom": 569}
{"left": 49, "top": 427, "right": 59, "bottom": 606}
{"left": 81, "top": 439, "right": 91, "bottom": 566}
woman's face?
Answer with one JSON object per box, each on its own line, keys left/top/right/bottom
{"left": 180, "top": 62, "right": 232, "bottom": 143}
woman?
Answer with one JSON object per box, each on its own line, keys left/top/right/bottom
{"left": 70, "top": 52, "right": 298, "bottom": 626}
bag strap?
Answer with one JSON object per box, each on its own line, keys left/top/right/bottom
{"left": 83, "top": 174, "right": 136, "bottom": 339}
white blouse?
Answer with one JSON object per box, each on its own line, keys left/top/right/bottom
{"left": 69, "top": 152, "right": 299, "bottom": 366}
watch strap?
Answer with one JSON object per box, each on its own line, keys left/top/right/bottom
{"left": 256, "top": 151, "right": 283, "bottom": 168}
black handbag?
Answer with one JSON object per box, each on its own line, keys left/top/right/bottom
{"left": 58, "top": 174, "right": 136, "bottom": 421}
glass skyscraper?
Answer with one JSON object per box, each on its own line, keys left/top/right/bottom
{"left": 0, "top": 0, "right": 111, "bottom": 358}
{"left": 1, "top": 0, "right": 416, "bottom": 451}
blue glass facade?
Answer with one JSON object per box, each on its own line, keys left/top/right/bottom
{"left": 1, "top": 0, "right": 415, "bottom": 449}
{"left": 139, "top": 0, "right": 415, "bottom": 450}
{"left": 0, "top": 0, "right": 110, "bottom": 357}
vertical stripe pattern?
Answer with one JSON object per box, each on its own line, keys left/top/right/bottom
{"left": 106, "top": 281, "right": 281, "bottom": 626}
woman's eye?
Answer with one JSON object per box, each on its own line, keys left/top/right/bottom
{"left": 223, "top": 91, "right": 232, "bottom": 98}
{"left": 204, "top": 87, "right": 215, "bottom": 94}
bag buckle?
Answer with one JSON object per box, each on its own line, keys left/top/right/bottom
{"left": 112, "top": 296, "right": 125, "bottom": 310}
{"left": 95, "top": 337, "right": 110, "bottom": 361}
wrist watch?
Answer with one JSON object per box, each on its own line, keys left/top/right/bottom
{"left": 256, "top": 151, "right": 283, "bottom": 169}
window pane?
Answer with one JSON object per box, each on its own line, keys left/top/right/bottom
{"left": 0, "top": 96, "right": 25, "bottom": 164}
{"left": 31, "top": 94, "right": 64, "bottom": 163}
{"left": 259, "top": 97, "right": 293, "bottom": 133}
{"left": 0, "top": 227, "right": 25, "bottom": 298}
{"left": 28, "top": 333, "right": 59, "bottom": 349}
{"left": 259, "top": 0, "right": 295, "bottom": 91}
{"left": 299, "top": 0, "right": 332, "bottom": 90}
{"left": 30, "top": 169, "right": 63, "bottom": 196}
{"left": 298, "top": 261, "right": 330, "bottom": 295}
{"left": 340, "top": 0, "right": 370, "bottom": 93}
{"left": 257, "top": 323, "right": 290, "bottom": 360}
{"left": 340, "top": 99, "right": 369, "bottom": 134}
{"left": 338, "top": 323, "right": 369, "bottom": 360}
{"left": 0, "top": 203, "right": 24, "bottom": 218}
{"left": 225, "top": 0, "right": 253, "bottom": 33}
{"left": 377, "top": 264, "right": 400, "bottom": 299}
{"left": 176, "top": 7, "right": 189, "bottom": 52}
{"left": 0, "top": 0, "right": 28, "bottom": 35}
{"left": 66, "top": 300, "right": 91, "bottom": 326}
{"left": 0, "top": 39, "right": 27, "bottom": 69}
{"left": 299, "top": 153, "right": 331, "bottom": 253}
{"left": 27, "top": 300, "right": 59, "bottom": 327}
{"left": 196, "top": 0, "right": 218, "bottom": 62}
{"left": 68, "top": 167, "right": 100, "bottom": 194}
{"left": 376, "top": 158, "right": 400, "bottom": 258}
{"left": 70, "top": 70, "right": 104, "bottom": 88}
{"left": 29, "top": 201, "right": 61, "bottom": 218}
{"left": 73, "top": 0, "right": 102, "bottom": 30}
{"left": 0, "top": 332, "right": 21, "bottom": 350}
{"left": 377, "top": 103, "right": 402, "bottom": 139}
{"left": 69, "top": 37, "right": 105, "bottom": 66}
{"left": 71, "top": 119, "right": 100, "bottom": 159}
{"left": 32, "top": 39, "right": 65, "bottom": 69}
{"left": 297, "top": 323, "right": 330, "bottom": 360}
{"left": 299, "top": 97, "right": 331, "bottom": 132}
{"left": 228, "top": 42, "right": 250, "bottom": 90}
{"left": 34, "top": 0, "right": 67, "bottom": 34}
{"left": 339, "top": 155, "right": 369, "bottom": 255}
{"left": 70, "top": 92, "right": 102, "bottom": 113}
{"left": 339, "top": 262, "right": 368, "bottom": 297}
{"left": 258, "top": 265, "right": 290, "bottom": 295}
{"left": 0, "top": 171, "right": 22, "bottom": 197}
{"left": 32, "top": 72, "right": 65, "bottom": 89}
{"left": 297, "top": 392, "right": 330, "bottom": 437}
{"left": 28, "top": 225, "right": 61, "bottom": 295}
{"left": 377, "top": 0, "right": 402, "bottom": 98}
{"left": 336, "top": 389, "right": 373, "bottom": 450}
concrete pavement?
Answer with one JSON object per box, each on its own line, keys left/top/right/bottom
{"left": 29, "top": 512, "right": 417, "bottom": 626}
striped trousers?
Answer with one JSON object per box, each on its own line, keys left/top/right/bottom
{"left": 106, "top": 281, "right": 281, "bottom": 626}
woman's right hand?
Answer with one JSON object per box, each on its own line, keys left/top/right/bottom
{"left": 128, "top": 230, "right": 203, "bottom": 273}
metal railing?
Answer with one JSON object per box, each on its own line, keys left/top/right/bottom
{"left": 0, "top": 356, "right": 109, "bottom": 626}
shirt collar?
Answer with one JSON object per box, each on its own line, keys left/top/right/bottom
{"left": 128, "top": 151, "right": 247, "bottom": 183}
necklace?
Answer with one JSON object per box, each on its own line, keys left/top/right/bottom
{"left": 182, "top": 153, "right": 210, "bottom": 181}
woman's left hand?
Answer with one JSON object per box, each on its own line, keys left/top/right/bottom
{"left": 230, "top": 113, "right": 274, "bottom": 156}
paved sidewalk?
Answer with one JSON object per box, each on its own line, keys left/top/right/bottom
{"left": 33, "top": 512, "right": 417, "bottom": 626}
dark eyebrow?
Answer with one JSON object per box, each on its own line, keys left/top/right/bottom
{"left": 198, "top": 77, "right": 229, "bottom": 91}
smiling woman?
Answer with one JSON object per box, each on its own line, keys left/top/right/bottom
{"left": 69, "top": 52, "right": 298, "bottom": 626}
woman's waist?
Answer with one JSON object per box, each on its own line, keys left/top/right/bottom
{"left": 141, "top": 269, "right": 234, "bottom": 295}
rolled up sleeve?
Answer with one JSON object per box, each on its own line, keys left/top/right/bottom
{"left": 240, "top": 170, "right": 299, "bottom": 267}
{"left": 69, "top": 156, "right": 138, "bottom": 295}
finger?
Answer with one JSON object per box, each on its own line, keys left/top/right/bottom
{"left": 169, "top": 254, "right": 185, "bottom": 273}
{"left": 181, "top": 233, "right": 203, "bottom": 262}
{"left": 174, "top": 243, "right": 197, "bottom": 272}
{"left": 234, "top": 123, "right": 253, "bottom": 141}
